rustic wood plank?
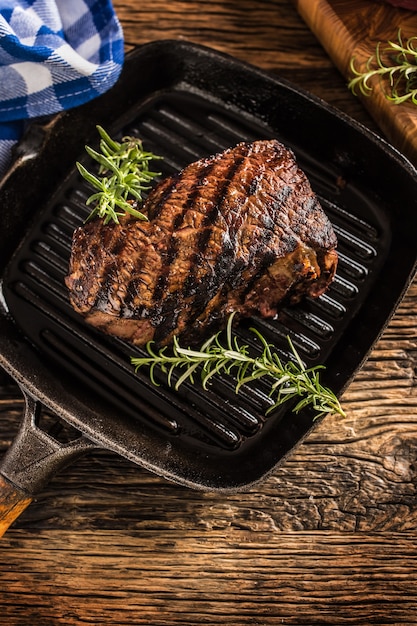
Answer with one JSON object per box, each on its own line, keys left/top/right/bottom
{"left": 115, "top": 0, "right": 328, "bottom": 68}
{"left": 0, "top": 530, "right": 417, "bottom": 625}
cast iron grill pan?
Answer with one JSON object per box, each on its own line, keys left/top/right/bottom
{"left": 1, "top": 41, "right": 417, "bottom": 509}
{"left": 4, "top": 92, "right": 381, "bottom": 450}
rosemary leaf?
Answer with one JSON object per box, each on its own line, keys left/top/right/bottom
{"left": 77, "top": 125, "right": 162, "bottom": 224}
{"left": 131, "top": 313, "right": 345, "bottom": 420}
{"left": 348, "top": 30, "right": 417, "bottom": 105}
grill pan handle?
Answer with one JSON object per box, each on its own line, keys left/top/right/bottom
{"left": 0, "top": 475, "right": 32, "bottom": 537}
{"left": 0, "top": 387, "right": 98, "bottom": 537}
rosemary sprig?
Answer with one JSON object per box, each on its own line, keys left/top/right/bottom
{"left": 77, "top": 125, "right": 162, "bottom": 224}
{"left": 348, "top": 31, "right": 417, "bottom": 105}
{"left": 131, "top": 314, "right": 345, "bottom": 420}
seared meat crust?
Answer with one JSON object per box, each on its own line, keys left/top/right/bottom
{"left": 66, "top": 139, "right": 338, "bottom": 345}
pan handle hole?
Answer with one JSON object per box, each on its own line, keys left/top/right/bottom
{"left": 35, "top": 407, "right": 82, "bottom": 444}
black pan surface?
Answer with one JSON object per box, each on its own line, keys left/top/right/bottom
{"left": 1, "top": 40, "right": 417, "bottom": 492}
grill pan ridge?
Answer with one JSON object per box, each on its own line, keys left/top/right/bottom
{"left": 1, "top": 41, "right": 417, "bottom": 511}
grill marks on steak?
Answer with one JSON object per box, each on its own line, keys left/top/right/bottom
{"left": 66, "top": 139, "right": 338, "bottom": 346}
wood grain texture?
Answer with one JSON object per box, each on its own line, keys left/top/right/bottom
{"left": 1, "top": 530, "right": 417, "bottom": 625}
{"left": 0, "top": 475, "right": 31, "bottom": 537}
{"left": 294, "top": 0, "right": 417, "bottom": 164}
{"left": 1, "top": 1, "right": 417, "bottom": 624}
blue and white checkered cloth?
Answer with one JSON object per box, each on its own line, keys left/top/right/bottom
{"left": 0, "top": 0, "right": 124, "bottom": 177}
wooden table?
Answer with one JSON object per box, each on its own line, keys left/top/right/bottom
{"left": 2, "top": 1, "right": 417, "bottom": 623}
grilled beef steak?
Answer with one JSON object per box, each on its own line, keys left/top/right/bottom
{"left": 66, "top": 139, "right": 338, "bottom": 346}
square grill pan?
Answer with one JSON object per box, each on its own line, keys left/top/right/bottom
{"left": 1, "top": 40, "right": 417, "bottom": 493}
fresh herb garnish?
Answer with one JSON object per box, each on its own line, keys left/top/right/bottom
{"left": 77, "top": 125, "right": 162, "bottom": 224}
{"left": 131, "top": 314, "right": 345, "bottom": 420}
{"left": 348, "top": 30, "right": 417, "bottom": 105}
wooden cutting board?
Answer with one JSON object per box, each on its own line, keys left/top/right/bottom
{"left": 293, "top": 0, "right": 417, "bottom": 165}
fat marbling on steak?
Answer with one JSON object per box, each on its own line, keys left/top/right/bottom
{"left": 65, "top": 139, "right": 338, "bottom": 346}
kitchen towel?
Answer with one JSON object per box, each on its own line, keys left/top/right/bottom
{"left": 0, "top": 0, "right": 124, "bottom": 177}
